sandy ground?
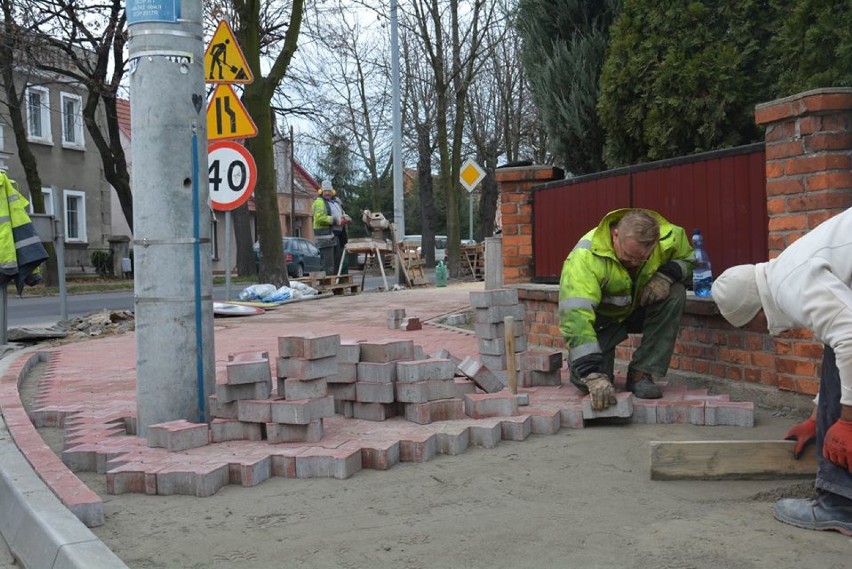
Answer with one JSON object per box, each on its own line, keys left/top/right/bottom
{"left": 20, "top": 364, "right": 850, "bottom": 569}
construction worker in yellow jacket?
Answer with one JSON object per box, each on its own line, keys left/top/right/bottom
{"left": 312, "top": 179, "right": 351, "bottom": 273}
{"left": 559, "top": 209, "right": 694, "bottom": 410}
{"left": 0, "top": 171, "right": 49, "bottom": 294}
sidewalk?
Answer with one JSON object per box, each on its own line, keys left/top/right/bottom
{"left": 0, "top": 281, "right": 829, "bottom": 568}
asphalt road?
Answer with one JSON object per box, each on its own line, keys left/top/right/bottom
{"left": 3, "top": 272, "right": 410, "bottom": 329}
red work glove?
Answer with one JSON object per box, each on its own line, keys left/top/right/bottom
{"left": 784, "top": 416, "right": 817, "bottom": 459}
{"left": 823, "top": 419, "right": 852, "bottom": 471}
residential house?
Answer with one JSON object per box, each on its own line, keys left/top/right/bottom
{"left": 0, "top": 51, "right": 111, "bottom": 275}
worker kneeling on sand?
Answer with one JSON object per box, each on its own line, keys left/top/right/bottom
{"left": 712, "top": 207, "right": 852, "bottom": 537}
{"left": 558, "top": 209, "right": 694, "bottom": 411}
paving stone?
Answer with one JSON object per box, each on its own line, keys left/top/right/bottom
{"left": 582, "top": 392, "right": 634, "bottom": 420}
{"left": 147, "top": 420, "right": 209, "bottom": 451}
{"left": 295, "top": 447, "right": 362, "bottom": 479}
{"left": 473, "top": 321, "right": 525, "bottom": 340}
{"left": 500, "top": 416, "right": 532, "bottom": 441}
{"left": 357, "top": 362, "right": 398, "bottom": 383}
{"left": 343, "top": 440, "right": 401, "bottom": 470}
{"left": 480, "top": 352, "right": 521, "bottom": 371}
{"left": 215, "top": 380, "right": 271, "bottom": 403}
{"left": 355, "top": 381, "right": 396, "bottom": 403}
{"left": 396, "top": 359, "right": 455, "bottom": 382}
{"left": 559, "top": 404, "right": 586, "bottom": 429}
{"left": 398, "top": 433, "right": 438, "bottom": 462}
{"left": 269, "top": 449, "right": 301, "bottom": 477}
{"left": 225, "top": 358, "right": 271, "bottom": 385}
{"left": 278, "top": 334, "right": 341, "bottom": 359}
{"left": 456, "top": 357, "right": 505, "bottom": 393}
{"left": 228, "top": 350, "right": 270, "bottom": 362}
{"left": 156, "top": 463, "right": 230, "bottom": 497}
{"left": 524, "top": 369, "right": 562, "bottom": 387}
{"left": 473, "top": 304, "right": 525, "bottom": 324}
{"left": 237, "top": 399, "right": 272, "bottom": 424}
{"left": 266, "top": 420, "right": 324, "bottom": 443}
{"left": 208, "top": 394, "right": 238, "bottom": 420}
{"left": 656, "top": 399, "right": 706, "bottom": 425}
{"left": 328, "top": 382, "right": 357, "bottom": 402}
{"left": 277, "top": 355, "right": 338, "bottom": 380}
{"left": 401, "top": 317, "right": 422, "bottom": 331}
{"left": 282, "top": 377, "right": 329, "bottom": 400}
{"left": 227, "top": 456, "right": 272, "bottom": 487}
{"left": 630, "top": 399, "right": 658, "bottom": 424}
{"left": 435, "top": 426, "right": 470, "bottom": 455}
{"left": 403, "top": 398, "right": 466, "bottom": 424}
{"left": 338, "top": 342, "right": 362, "bottom": 364}
{"left": 705, "top": 400, "right": 754, "bottom": 427}
{"left": 209, "top": 418, "right": 263, "bottom": 442}
{"left": 468, "top": 421, "right": 502, "bottom": 448}
{"left": 359, "top": 339, "right": 415, "bottom": 363}
{"left": 464, "top": 392, "right": 519, "bottom": 418}
{"left": 395, "top": 380, "right": 461, "bottom": 404}
{"left": 469, "top": 288, "right": 518, "bottom": 308}
{"left": 350, "top": 402, "right": 399, "bottom": 421}
{"left": 430, "top": 349, "right": 462, "bottom": 368}
{"left": 525, "top": 409, "right": 561, "bottom": 435}
{"left": 522, "top": 350, "right": 563, "bottom": 372}
{"left": 327, "top": 362, "right": 357, "bottom": 384}
{"left": 270, "top": 396, "right": 335, "bottom": 425}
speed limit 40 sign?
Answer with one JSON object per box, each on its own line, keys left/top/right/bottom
{"left": 208, "top": 140, "right": 257, "bottom": 211}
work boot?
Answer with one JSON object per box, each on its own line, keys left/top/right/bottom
{"left": 625, "top": 368, "right": 662, "bottom": 399}
{"left": 773, "top": 491, "right": 852, "bottom": 536}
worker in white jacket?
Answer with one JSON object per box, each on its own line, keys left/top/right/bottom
{"left": 711, "top": 207, "right": 852, "bottom": 537}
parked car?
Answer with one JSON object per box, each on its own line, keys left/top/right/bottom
{"left": 403, "top": 234, "right": 447, "bottom": 262}
{"left": 253, "top": 237, "right": 323, "bottom": 278}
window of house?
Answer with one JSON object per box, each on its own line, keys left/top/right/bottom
{"left": 27, "top": 187, "right": 55, "bottom": 216}
{"left": 25, "top": 85, "right": 52, "bottom": 143}
{"left": 64, "top": 190, "right": 87, "bottom": 242}
{"left": 60, "top": 92, "right": 84, "bottom": 149}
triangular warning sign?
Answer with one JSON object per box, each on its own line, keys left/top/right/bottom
{"left": 206, "top": 85, "right": 258, "bottom": 141}
{"left": 204, "top": 20, "right": 254, "bottom": 84}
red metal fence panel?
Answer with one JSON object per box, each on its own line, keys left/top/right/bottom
{"left": 532, "top": 143, "right": 767, "bottom": 283}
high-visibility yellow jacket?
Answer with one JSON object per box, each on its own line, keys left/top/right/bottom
{"left": 0, "top": 171, "right": 49, "bottom": 292}
{"left": 558, "top": 208, "right": 694, "bottom": 373}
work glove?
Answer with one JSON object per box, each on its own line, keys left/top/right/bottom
{"left": 639, "top": 272, "right": 674, "bottom": 307}
{"left": 582, "top": 372, "right": 616, "bottom": 411}
{"left": 784, "top": 416, "right": 817, "bottom": 459}
{"left": 823, "top": 419, "right": 852, "bottom": 471}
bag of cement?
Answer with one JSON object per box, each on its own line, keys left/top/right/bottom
{"left": 289, "top": 281, "right": 319, "bottom": 296}
{"left": 239, "top": 283, "right": 277, "bottom": 301}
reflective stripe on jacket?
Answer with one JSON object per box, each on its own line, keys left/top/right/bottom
{"left": 0, "top": 172, "right": 49, "bottom": 287}
{"left": 558, "top": 208, "right": 694, "bottom": 363}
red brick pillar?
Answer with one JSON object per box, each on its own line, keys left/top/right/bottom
{"left": 494, "top": 166, "right": 564, "bottom": 284}
{"left": 755, "top": 88, "right": 852, "bottom": 257}
{"left": 751, "top": 88, "right": 852, "bottom": 397}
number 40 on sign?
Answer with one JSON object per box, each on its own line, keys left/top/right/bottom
{"left": 208, "top": 141, "right": 257, "bottom": 212}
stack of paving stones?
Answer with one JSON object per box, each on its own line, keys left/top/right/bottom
{"left": 470, "top": 289, "right": 527, "bottom": 387}
{"left": 386, "top": 308, "right": 422, "bottom": 331}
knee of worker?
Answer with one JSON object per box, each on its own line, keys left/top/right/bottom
{"left": 654, "top": 281, "right": 687, "bottom": 313}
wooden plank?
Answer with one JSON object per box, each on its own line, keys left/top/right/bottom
{"left": 650, "top": 440, "right": 817, "bottom": 481}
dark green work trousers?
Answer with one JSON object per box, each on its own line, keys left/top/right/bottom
{"left": 569, "top": 282, "right": 686, "bottom": 389}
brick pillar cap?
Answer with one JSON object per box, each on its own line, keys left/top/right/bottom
{"left": 755, "top": 87, "right": 852, "bottom": 126}
{"left": 495, "top": 165, "right": 564, "bottom": 184}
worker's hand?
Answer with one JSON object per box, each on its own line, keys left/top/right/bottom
{"left": 639, "top": 272, "right": 674, "bottom": 307}
{"left": 823, "top": 419, "right": 852, "bottom": 471}
{"left": 582, "top": 372, "right": 616, "bottom": 411}
{"left": 784, "top": 416, "right": 817, "bottom": 459}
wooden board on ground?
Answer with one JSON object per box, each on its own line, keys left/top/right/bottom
{"left": 293, "top": 273, "right": 361, "bottom": 296}
{"left": 650, "top": 440, "right": 816, "bottom": 481}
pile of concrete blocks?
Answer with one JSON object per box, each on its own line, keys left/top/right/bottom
{"left": 386, "top": 308, "right": 422, "bottom": 331}
{"left": 329, "top": 339, "right": 477, "bottom": 424}
{"left": 206, "top": 336, "right": 337, "bottom": 444}
{"left": 470, "top": 289, "right": 527, "bottom": 387}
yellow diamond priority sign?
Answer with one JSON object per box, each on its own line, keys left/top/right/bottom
{"left": 459, "top": 158, "right": 486, "bottom": 193}
{"left": 204, "top": 20, "right": 253, "bottom": 84}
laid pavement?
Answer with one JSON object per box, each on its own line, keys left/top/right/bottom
{"left": 0, "top": 281, "right": 783, "bottom": 568}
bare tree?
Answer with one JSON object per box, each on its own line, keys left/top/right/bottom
{"left": 407, "top": 0, "right": 502, "bottom": 276}
{"left": 30, "top": 0, "right": 132, "bottom": 231}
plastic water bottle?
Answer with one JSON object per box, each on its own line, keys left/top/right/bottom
{"left": 435, "top": 261, "right": 448, "bottom": 288}
{"left": 691, "top": 229, "right": 713, "bottom": 297}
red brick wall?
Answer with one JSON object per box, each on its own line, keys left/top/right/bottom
{"left": 505, "top": 88, "right": 851, "bottom": 397}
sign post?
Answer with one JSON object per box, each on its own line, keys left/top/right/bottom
{"left": 459, "top": 158, "right": 486, "bottom": 241}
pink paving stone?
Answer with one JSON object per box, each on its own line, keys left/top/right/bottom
{"left": 432, "top": 425, "right": 471, "bottom": 455}
{"left": 341, "top": 440, "right": 401, "bottom": 470}
{"left": 225, "top": 358, "right": 272, "bottom": 385}
{"left": 270, "top": 396, "right": 335, "bottom": 425}
{"left": 705, "top": 400, "right": 755, "bottom": 427}
{"left": 398, "top": 432, "right": 438, "bottom": 463}
{"left": 685, "top": 393, "right": 731, "bottom": 402}
{"left": 269, "top": 449, "right": 301, "bottom": 477}
{"left": 295, "top": 447, "right": 362, "bottom": 479}
{"left": 237, "top": 399, "right": 273, "bottom": 423}
{"left": 210, "top": 418, "right": 264, "bottom": 442}
{"left": 466, "top": 420, "right": 502, "bottom": 448}
{"left": 559, "top": 404, "right": 586, "bottom": 429}
{"left": 156, "top": 463, "right": 231, "bottom": 497}
{"left": 147, "top": 420, "right": 209, "bottom": 451}
{"left": 521, "top": 350, "right": 563, "bottom": 372}
{"left": 404, "top": 398, "right": 466, "bottom": 425}
{"left": 500, "top": 416, "right": 532, "bottom": 441}
{"left": 582, "top": 392, "right": 634, "bottom": 420}
{"left": 266, "top": 420, "right": 324, "bottom": 443}
{"left": 277, "top": 334, "right": 341, "bottom": 360}
{"left": 659, "top": 384, "right": 687, "bottom": 400}
{"left": 358, "top": 339, "right": 415, "bottom": 363}
{"left": 228, "top": 350, "right": 270, "bottom": 362}
{"left": 630, "top": 399, "right": 658, "bottom": 424}
{"left": 107, "top": 463, "right": 165, "bottom": 495}
{"left": 656, "top": 399, "right": 706, "bottom": 425}
{"left": 523, "top": 409, "right": 562, "bottom": 435}
{"left": 349, "top": 401, "right": 399, "bottom": 422}
{"left": 355, "top": 381, "right": 396, "bottom": 404}
{"left": 463, "top": 392, "right": 519, "bottom": 419}
{"left": 227, "top": 456, "right": 272, "bottom": 487}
